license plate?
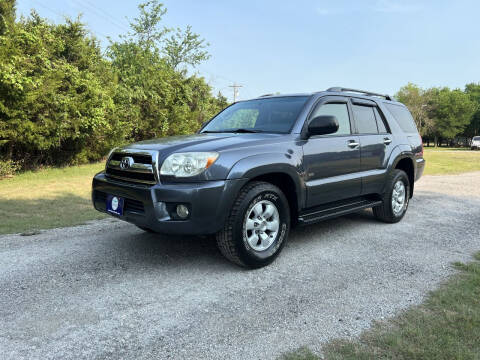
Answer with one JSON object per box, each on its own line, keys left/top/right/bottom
{"left": 106, "top": 195, "right": 124, "bottom": 216}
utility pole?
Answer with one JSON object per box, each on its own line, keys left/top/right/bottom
{"left": 229, "top": 83, "right": 243, "bottom": 102}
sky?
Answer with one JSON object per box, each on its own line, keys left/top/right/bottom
{"left": 17, "top": 0, "right": 480, "bottom": 102}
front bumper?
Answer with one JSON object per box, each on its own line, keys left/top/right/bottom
{"left": 92, "top": 172, "right": 247, "bottom": 235}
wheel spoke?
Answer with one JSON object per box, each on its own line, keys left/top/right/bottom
{"left": 253, "top": 203, "right": 263, "bottom": 217}
{"left": 258, "top": 232, "right": 269, "bottom": 246}
{"left": 262, "top": 204, "right": 275, "bottom": 219}
{"left": 266, "top": 219, "right": 279, "bottom": 232}
{"left": 245, "top": 218, "right": 256, "bottom": 230}
{"left": 247, "top": 233, "right": 259, "bottom": 248}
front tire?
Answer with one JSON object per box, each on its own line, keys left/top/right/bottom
{"left": 373, "top": 169, "right": 410, "bottom": 223}
{"left": 216, "top": 181, "right": 290, "bottom": 268}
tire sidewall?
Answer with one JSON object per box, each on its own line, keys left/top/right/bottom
{"left": 233, "top": 185, "right": 290, "bottom": 267}
{"left": 387, "top": 171, "right": 410, "bottom": 221}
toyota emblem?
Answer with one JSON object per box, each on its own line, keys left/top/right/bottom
{"left": 120, "top": 156, "right": 134, "bottom": 170}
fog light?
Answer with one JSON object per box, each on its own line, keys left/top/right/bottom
{"left": 176, "top": 204, "right": 189, "bottom": 219}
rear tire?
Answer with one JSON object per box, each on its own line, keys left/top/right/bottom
{"left": 373, "top": 169, "right": 410, "bottom": 223}
{"left": 216, "top": 181, "right": 290, "bottom": 269}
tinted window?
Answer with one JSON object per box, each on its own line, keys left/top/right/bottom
{"left": 374, "top": 107, "right": 388, "bottom": 133}
{"left": 352, "top": 105, "right": 378, "bottom": 134}
{"left": 310, "top": 103, "right": 351, "bottom": 135}
{"left": 202, "top": 96, "right": 308, "bottom": 134}
{"left": 385, "top": 103, "right": 418, "bottom": 133}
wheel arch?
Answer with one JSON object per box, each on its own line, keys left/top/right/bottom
{"left": 227, "top": 154, "right": 305, "bottom": 223}
{"left": 392, "top": 156, "right": 415, "bottom": 198}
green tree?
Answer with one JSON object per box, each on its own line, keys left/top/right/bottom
{"left": 127, "top": 0, "right": 169, "bottom": 50}
{"left": 464, "top": 83, "right": 480, "bottom": 140}
{"left": 107, "top": 1, "right": 222, "bottom": 141}
{"left": 0, "top": 0, "right": 15, "bottom": 34}
{"left": 395, "top": 83, "right": 433, "bottom": 137}
{"left": 0, "top": 12, "right": 121, "bottom": 166}
{"left": 428, "top": 87, "right": 477, "bottom": 146}
{"left": 163, "top": 25, "right": 211, "bottom": 70}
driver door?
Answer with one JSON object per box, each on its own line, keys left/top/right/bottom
{"left": 302, "top": 97, "right": 362, "bottom": 207}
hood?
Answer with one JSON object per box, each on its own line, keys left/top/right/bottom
{"left": 121, "top": 133, "right": 290, "bottom": 154}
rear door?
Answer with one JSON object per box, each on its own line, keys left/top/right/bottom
{"left": 350, "top": 98, "right": 393, "bottom": 194}
{"left": 303, "top": 96, "right": 362, "bottom": 207}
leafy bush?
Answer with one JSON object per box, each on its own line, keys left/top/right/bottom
{"left": 0, "top": 1, "right": 228, "bottom": 171}
{"left": 0, "top": 159, "right": 20, "bottom": 178}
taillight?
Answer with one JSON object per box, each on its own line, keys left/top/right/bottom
{"left": 417, "top": 135, "right": 424, "bottom": 157}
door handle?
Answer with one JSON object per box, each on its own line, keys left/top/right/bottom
{"left": 384, "top": 138, "right": 392, "bottom": 145}
{"left": 347, "top": 140, "right": 359, "bottom": 148}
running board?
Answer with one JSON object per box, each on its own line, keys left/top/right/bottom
{"left": 298, "top": 198, "right": 382, "bottom": 225}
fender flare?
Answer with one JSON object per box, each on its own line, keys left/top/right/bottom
{"left": 226, "top": 153, "right": 305, "bottom": 210}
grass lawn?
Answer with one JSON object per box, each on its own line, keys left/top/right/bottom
{"left": 423, "top": 148, "right": 480, "bottom": 175}
{"left": 282, "top": 252, "right": 480, "bottom": 360}
{"left": 0, "top": 163, "right": 106, "bottom": 235}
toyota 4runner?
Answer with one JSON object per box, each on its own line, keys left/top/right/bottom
{"left": 92, "top": 87, "right": 425, "bottom": 268}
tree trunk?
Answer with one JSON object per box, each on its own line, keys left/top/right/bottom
{"left": 434, "top": 135, "right": 438, "bottom": 147}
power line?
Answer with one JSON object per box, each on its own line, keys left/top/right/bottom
{"left": 35, "top": 1, "right": 110, "bottom": 41}
{"left": 83, "top": 0, "right": 131, "bottom": 30}
{"left": 70, "top": 0, "right": 130, "bottom": 33}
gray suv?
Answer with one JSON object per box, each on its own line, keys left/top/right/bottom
{"left": 92, "top": 87, "right": 425, "bottom": 268}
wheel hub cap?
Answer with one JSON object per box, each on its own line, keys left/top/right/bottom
{"left": 391, "top": 180, "right": 406, "bottom": 216}
{"left": 244, "top": 200, "right": 280, "bottom": 252}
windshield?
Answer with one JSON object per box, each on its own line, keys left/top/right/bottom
{"left": 474, "top": 136, "right": 480, "bottom": 141}
{"left": 201, "top": 96, "right": 309, "bottom": 134}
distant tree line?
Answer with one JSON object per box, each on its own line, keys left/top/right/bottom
{"left": 395, "top": 83, "right": 480, "bottom": 147}
{"left": 0, "top": 0, "right": 227, "bottom": 172}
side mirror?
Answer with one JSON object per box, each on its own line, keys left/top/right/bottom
{"left": 307, "top": 115, "right": 339, "bottom": 137}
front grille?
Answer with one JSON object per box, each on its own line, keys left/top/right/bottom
{"left": 124, "top": 198, "right": 145, "bottom": 213}
{"left": 110, "top": 153, "right": 152, "bottom": 164}
{"left": 106, "top": 168, "right": 156, "bottom": 183}
{"left": 106, "top": 150, "right": 157, "bottom": 185}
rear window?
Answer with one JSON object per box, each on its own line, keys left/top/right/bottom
{"left": 352, "top": 105, "right": 378, "bottom": 134}
{"left": 385, "top": 104, "right": 418, "bottom": 133}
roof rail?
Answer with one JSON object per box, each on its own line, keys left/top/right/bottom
{"left": 326, "top": 87, "right": 392, "bottom": 101}
{"left": 259, "top": 93, "right": 274, "bottom": 97}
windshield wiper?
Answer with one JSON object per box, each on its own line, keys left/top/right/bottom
{"left": 202, "top": 128, "right": 262, "bottom": 134}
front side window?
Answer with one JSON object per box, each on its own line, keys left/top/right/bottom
{"left": 201, "top": 96, "right": 309, "bottom": 134}
{"left": 352, "top": 105, "right": 378, "bottom": 134}
{"left": 309, "top": 103, "right": 351, "bottom": 135}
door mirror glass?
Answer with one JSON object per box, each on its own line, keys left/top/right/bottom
{"left": 307, "top": 115, "right": 339, "bottom": 137}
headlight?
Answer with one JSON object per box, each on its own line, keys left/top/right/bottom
{"left": 105, "top": 147, "right": 118, "bottom": 170}
{"left": 160, "top": 152, "right": 219, "bottom": 177}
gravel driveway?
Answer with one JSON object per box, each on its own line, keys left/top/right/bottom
{"left": 1, "top": 172, "right": 480, "bottom": 360}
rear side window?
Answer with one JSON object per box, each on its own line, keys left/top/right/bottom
{"left": 352, "top": 105, "right": 378, "bottom": 134}
{"left": 310, "top": 103, "right": 351, "bottom": 135}
{"left": 385, "top": 103, "right": 418, "bottom": 133}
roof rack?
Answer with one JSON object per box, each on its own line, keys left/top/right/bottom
{"left": 326, "top": 87, "right": 392, "bottom": 101}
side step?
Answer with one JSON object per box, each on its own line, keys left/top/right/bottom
{"left": 298, "top": 197, "right": 382, "bottom": 225}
